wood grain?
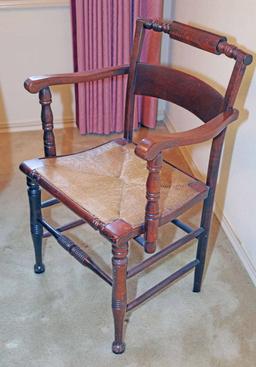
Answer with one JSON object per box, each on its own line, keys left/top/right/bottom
{"left": 25, "top": 65, "right": 129, "bottom": 93}
{"left": 135, "top": 110, "right": 238, "bottom": 161}
{"left": 20, "top": 16, "right": 252, "bottom": 354}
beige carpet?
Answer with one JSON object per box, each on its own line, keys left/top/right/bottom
{"left": 1, "top": 126, "right": 255, "bottom": 367}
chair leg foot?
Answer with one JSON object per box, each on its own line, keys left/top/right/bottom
{"left": 193, "top": 233, "right": 208, "bottom": 293}
{"left": 111, "top": 242, "right": 128, "bottom": 354}
{"left": 193, "top": 284, "right": 201, "bottom": 293}
{"left": 112, "top": 341, "right": 126, "bottom": 354}
{"left": 193, "top": 259, "right": 203, "bottom": 293}
{"left": 34, "top": 263, "right": 45, "bottom": 274}
{"left": 27, "top": 178, "right": 45, "bottom": 274}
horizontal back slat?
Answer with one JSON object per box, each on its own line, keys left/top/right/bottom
{"left": 135, "top": 63, "right": 224, "bottom": 122}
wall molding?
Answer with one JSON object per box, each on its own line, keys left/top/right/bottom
{"left": 0, "top": 0, "right": 69, "bottom": 9}
{"left": 164, "top": 110, "right": 256, "bottom": 286}
{"left": 157, "top": 107, "right": 165, "bottom": 122}
{"left": 214, "top": 203, "right": 256, "bottom": 286}
{"left": 0, "top": 117, "right": 75, "bottom": 133}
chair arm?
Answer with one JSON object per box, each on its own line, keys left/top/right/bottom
{"left": 135, "top": 109, "right": 239, "bottom": 161}
{"left": 24, "top": 64, "right": 130, "bottom": 93}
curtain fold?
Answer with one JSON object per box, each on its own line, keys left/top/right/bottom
{"left": 71, "top": 0, "right": 163, "bottom": 134}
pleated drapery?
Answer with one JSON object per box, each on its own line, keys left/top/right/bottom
{"left": 71, "top": 0, "right": 163, "bottom": 134}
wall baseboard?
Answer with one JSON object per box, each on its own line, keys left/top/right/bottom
{"left": 214, "top": 203, "right": 256, "bottom": 286}
{"left": 0, "top": 117, "right": 75, "bottom": 133}
{"left": 157, "top": 108, "right": 165, "bottom": 122}
{"left": 0, "top": 0, "right": 69, "bottom": 9}
{"left": 164, "top": 111, "right": 256, "bottom": 286}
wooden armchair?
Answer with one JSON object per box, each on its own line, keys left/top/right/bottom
{"left": 20, "top": 19, "right": 252, "bottom": 354}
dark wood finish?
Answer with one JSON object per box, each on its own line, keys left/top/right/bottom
{"left": 133, "top": 235, "right": 145, "bottom": 247}
{"left": 39, "top": 87, "right": 56, "bottom": 157}
{"left": 25, "top": 65, "right": 129, "bottom": 94}
{"left": 20, "top": 161, "right": 110, "bottom": 237}
{"left": 143, "top": 19, "right": 226, "bottom": 54}
{"left": 217, "top": 41, "right": 253, "bottom": 65}
{"left": 135, "top": 110, "right": 238, "bottom": 161}
{"left": 41, "top": 218, "right": 112, "bottom": 286}
{"left": 144, "top": 153, "right": 162, "bottom": 253}
{"left": 124, "top": 19, "right": 145, "bottom": 142}
{"left": 128, "top": 227, "right": 204, "bottom": 279}
{"left": 193, "top": 38, "right": 252, "bottom": 292}
{"left": 20, "top": 154, "right": 209, "bottom": 242}
{"left": 111, "top": 241, "right": 128, "bottom": 354}
{"left": 193, "top": 129, "right": 226, "bottom": 292}
{"left": 135, "top": 63, "right": 224, "bottom": 122}
{"left": 143, "top": 19, "right": 252, "bottom": 64}
{"left": 20, "top": 17, "right": 252, "bottom": 354}
{"left": 224, "top": 59, "right": 247, "bottom": 110}
{"left": 127, "top": 260, "right": 199, "bottom": 312}
{"left": 171, "top": 219, "right": 195, "bottom": 234}
{"left": 43, "top": 219, "right": 85, "bottom": 238}
{"left": 168, "top": 21, "right": 226, "bottom": 54}
{"left": 41, "top": 197, "right": 60, "bottom": 208}
{"left": 27, "top": 178, "right": 45, "bottom": 274}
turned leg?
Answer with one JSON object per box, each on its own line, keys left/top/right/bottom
{"left": 27, "top": 177, "right": 45, "bottom": 274}
{"left": 111, "top": 241, "right": 128, "bottom": 354}
{"left": 144, "top": 153, "right": 162, "bottom": 254}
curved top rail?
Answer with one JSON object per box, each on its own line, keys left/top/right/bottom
{"left": 139, "top": 18, "right": 253, "bottom": 65}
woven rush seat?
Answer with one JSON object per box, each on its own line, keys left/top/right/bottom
{"left": 20, "top": 139, "right": 208, "bottom": 230}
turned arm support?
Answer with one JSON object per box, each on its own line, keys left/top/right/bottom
{"left": 139, "top": 109, "right": 238, "bottom": 254}
{"left": 24, "top": 64, "right": 129, "bottom": 93}
{"left": 24, "top": 65, "right": 129, "bottom": 157}
{"left": 135, "top": 109, "right": 238, "bottom": 161}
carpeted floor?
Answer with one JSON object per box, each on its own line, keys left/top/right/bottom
{"left": 1, "top": 125, "right": 255, "bottom": 367}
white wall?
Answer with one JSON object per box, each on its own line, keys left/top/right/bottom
{"left": 164, "top": 0, "right": 256, "bottom": 284}
{"left": 158, "top": 0, "right": 172, "bottom": 119}
{"left": 0, "top": 0, "right": 170, "bottom": 129}
{"left": 0, "top": 1, "right": 74, "bottom": 131}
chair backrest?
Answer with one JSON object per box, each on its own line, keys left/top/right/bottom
{"left": 124, "top": 18, "right": 252, "bottom": 253}
{"left": 124, "top": 18, "right": 252, "bottom": 141}
{"left": 135, "top": 63, "right": 224, "bottom": 122}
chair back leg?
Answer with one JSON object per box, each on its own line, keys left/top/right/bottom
{"left": 27, "top": 178, "right": 45, "bottom": 274}
{"left": 193, "top": 129, "right": 226, "bottom": 292}
{"left": 193, "top": 207, "right": 212, "bottom": 292}
{"left": 111, "top": 241, "right": 128, "bottom": 354}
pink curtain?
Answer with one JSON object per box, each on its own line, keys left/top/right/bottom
{"left": 71, "top": 0, "right": 163, "bottom": 134}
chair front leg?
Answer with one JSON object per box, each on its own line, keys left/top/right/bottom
{"left": 27, "top": 177, "right": 45, "bottom": 274}
{"left": 111, "top": 241, "right": 128, "bottom": 354}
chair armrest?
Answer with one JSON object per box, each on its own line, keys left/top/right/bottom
{"left": 24, "top": 64, "right": 129, "bottom": 93}
{"left": 135, "top": 109, "right": 239, "bottom": 161}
